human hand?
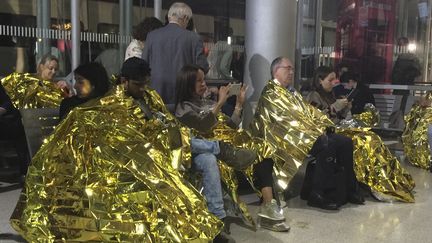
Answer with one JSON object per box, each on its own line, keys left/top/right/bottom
{"left": 218, "top": 84, "right": 230, "bottom": 105}
{"left": 56, "top": 80, "right": 72, "bottom": 96}
{"left": 236, "top": 84, "right": 248, "bottom": 107}
{"left": 418, "top": 96, "right": 432, "bottom": 108}
{"left": 333, "top": 98, "right": 348, "bottom": 111}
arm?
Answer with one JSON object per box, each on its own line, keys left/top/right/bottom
{"left": 176, "top": 106, "right": 219, "bottom": 134}
{"left": 142, "top": 36, "right": 151, "bottom": 62}
{"left": 227, "top": 84, "right": 247, "bottom": 128}
{"left": 193, "top": 34, "right": 209, "bottom": 73}
{"left": 15, "top": 47, "right": 25, "bottom": 73}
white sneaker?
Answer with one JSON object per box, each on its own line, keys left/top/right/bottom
{"left": 257, "top": 199, "right": 285, "bottom": 221}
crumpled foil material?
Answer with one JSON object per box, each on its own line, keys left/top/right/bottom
{"left": 403, "top": 93, "right": 432, "bottom": 170}
{"left": 10, "top": 86, "right": 222, "bottom": 242}
{"left": 1, "top": 72, "right": 63, "bottom": 108}
{"left": 249, "top": 81, "right": 415, "bottom": 202}
{"left": 195, "top": 113, "right": 276, "bottom": 228}
{"left": 352, "top": 103, "right": 380, "bottom": 127}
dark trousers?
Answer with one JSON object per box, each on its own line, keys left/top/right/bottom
{"left": 253, "top": 158, "right": 274, "bottom": 190}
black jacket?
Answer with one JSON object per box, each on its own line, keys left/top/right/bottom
{"left": 59, "top": 96, "right": 90, "bottom": 120}
{"left": 351, "top": 84, "right": 375, "bottom": 115}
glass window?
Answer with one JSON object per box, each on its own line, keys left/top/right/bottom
{"left": 299, "top": 0, "right": 429, "bottom": 87}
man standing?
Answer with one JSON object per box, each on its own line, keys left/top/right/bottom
{"left": 142, "top": 2, "right": 209, "bottom": 104}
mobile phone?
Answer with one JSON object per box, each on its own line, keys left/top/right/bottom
{"left": 228, "top": 83, "right": 242, "bottom": 97}
{"left": 346, "top": 88, "right": 359, "bottom": 101}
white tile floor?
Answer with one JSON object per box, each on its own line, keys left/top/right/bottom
{"left": 0, "top": 159, "right": 431, "bottom": 243}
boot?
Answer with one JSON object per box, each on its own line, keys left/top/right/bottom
{"left": 217, "top": 141, "right": 256, "bottom": 170}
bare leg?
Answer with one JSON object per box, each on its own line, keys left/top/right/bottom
{"left": 261, "top": 186, "right": 273, "bottom": 204}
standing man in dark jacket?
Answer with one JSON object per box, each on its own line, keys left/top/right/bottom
{"left": 142, "top": 2, "right": 209, "bottom": 105}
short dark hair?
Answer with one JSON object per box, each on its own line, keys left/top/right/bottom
{"left": 132, "top": 17, "right": 163, "bottom": 41}
{"left": 312, "top": 66, "right": 334, "bottom": 90}
{"left": 270, "top": 56, "right": 284, "bottom": 79}
{"left": 74, "top": 62, "right": 110, "bottom": 98}
{"left": 175, "top": 64, "right": 204, "bottom": 108}
{"left": 120, "top": 57, "right": 151, "bottom": 82}
{"left": 340, "top": 71, "right": 359, "bottom": 83}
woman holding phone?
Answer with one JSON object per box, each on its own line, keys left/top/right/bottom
{"left": 174, "top": 64, "right": 289, "bottom": 232}
{"left": 307, "top": 66, "right": 352, "bottom": 124}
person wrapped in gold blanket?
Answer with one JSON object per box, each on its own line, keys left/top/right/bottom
{"left": 403, "top": 92, "right": 432, "bottom": 171}
{"left": 250, "top": 57, "right": 415, "bottom": 203}
{"left": 10, "top": 65, "right": 222, "bottom": 242}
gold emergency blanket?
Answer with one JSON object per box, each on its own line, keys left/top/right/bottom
{"left": 196, "top": 115, "right": 276, "bottom": 228}
{"left": 249, "top": 81, "right": 415, "bottom": 202}
{"left": 352, "top": 103, "right": 380, "bottom": 127}
{"left": 402, "top": 93, "right": 432, "bottom": 170}
{"left": 1, "top": 72, "right": 63, "bottom": 108}
{"left": 10, "top": 86, "right": 221, "bottom": 242}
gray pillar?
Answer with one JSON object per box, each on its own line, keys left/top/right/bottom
{"left": 125, "top": 0, "right": 133, "bottom": 35}
{"left": 119, "top": 0, "right": 132, "bottom": 63}
{"left": 295, "top": 0, "right": 304, "bottom": 90}
{"left": 37, "top": 0, "right": 50, "bottom": 61}
{"left": 243, "top": 0, "right": 297, "bottom": 126}
{"left": 314, "top": 0, "right": 322, "bottom": 67}
{"left": 71, "top": 0, "right": 80, "bottom": 70}
{"left": 154, "top": 0, "right": 162, "bottom": 21}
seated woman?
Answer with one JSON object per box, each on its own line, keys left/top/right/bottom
{"left": 279, "top": 62, "right": 363, "bottom": 209}
{"left": 174, "top": 65, "right": 289, "bottom": 232}
{"left": 1, "top": 54, "right": 72, "bottom": 109}
{"left": 306, "top": 66, "right": 414, "bottom": 201}
{"left": 307, "top": 66, "right": 352, "bottom": 123}
{"left": 59, "top": 62, "right": 110, "bottom": 120}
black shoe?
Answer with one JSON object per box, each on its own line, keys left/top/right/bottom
{"left": 214, "top": 232, "right": 236, "bottom": 243}
{"left": 217, "top": 141, "right": 256, "bottom": 170}
{"left": 348, "top": 192, "right": 365, "bottom": 205}
{"left": 307, "top": 192, "right": 339, "bottom": 210}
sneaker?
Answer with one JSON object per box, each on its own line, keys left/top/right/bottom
{"left": 257, "top": 199, "right": 285, "bottom": 221}
{"left": 258, "top": 217, "right": 291, "bottom": 232}
{"left": 217, "top": 141, "right": 257, "bottom": 170}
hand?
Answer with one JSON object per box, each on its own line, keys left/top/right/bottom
{"left": 217, "top": 84, "right": 230, "bottom": 105}
{"left": 56, "top": 80, "right": 72, "bottom": 96}
{"left": 333, "top": 98, "right": 348, "bottom": 112}
{"left": 418, "top": 96, "right": 431, "bottom": 107}
{"left": 236, "top": 84, "right": 248, "bottom": 107}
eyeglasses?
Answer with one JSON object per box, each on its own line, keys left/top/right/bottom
{"left": 278, "top": 66, "right": 294, "bottom": 72}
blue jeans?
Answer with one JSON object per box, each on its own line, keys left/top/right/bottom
{"left": 191, "top": 138, "right": 220, "bottom": 154}
{"left": 191, "top": 138, "right": 225, "bottom": 219}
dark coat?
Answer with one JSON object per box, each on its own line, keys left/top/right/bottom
{"left": 59, "top": 96, "right": 89, "bottom": 120}
{"left": 350, "top": 84, "right": 375, "bottom": 115}
{"left": 142, "top": 23, "right": 209, "bottom": 104}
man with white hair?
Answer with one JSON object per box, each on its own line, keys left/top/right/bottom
{"left": 142, "top": 2, "right": 209, "bottom": 105}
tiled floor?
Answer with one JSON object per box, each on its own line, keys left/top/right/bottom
{"left": 1, "top": 159, "right": 431, "bottom": 243}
